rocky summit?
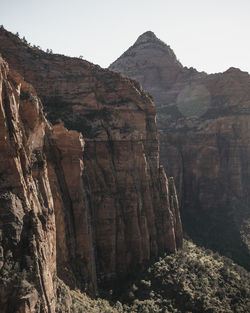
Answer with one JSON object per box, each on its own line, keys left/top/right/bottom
{"left": 110, "top": 31, "right": 250, "bottom": 269}
{"left": 110, "top": 31, "right": 186, "bottom": 108}
{"left": 0, "top": 28, "right": 183, "bottom": 312}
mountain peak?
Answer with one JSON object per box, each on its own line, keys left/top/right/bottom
{"left": 110, "top": 31, "right": 182, "bottom": 73}
{"left": 135, "top": 31, "right": 159, "bottom": 45}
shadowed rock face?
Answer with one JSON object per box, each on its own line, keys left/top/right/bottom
{"left": 110, "top": 31, "right": 250, "bottom": 269}
{"left": 0, "top": 27, "right": 183, "bottom": 308}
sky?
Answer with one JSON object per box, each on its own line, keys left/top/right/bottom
{"left": 1, "top": 0, "right": 250, "bottom": 74}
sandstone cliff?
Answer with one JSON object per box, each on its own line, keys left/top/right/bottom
{"left": 110, "top": 31, "right": 250, "bottom": 269}
{"left": 0, "top": 27, "right": 183, "bottom": 310}
{"left": 0, "top": 56, "right": 56, "bottom": 312}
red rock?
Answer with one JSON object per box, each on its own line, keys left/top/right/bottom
{"left": 0, "top": 56, "right": 56, "bottom": 312}
{"left": 0, "top": 27, "right": 183, "bottom": 308}
{"left": 109, "top": 31, "right": 250, "bottom": 269}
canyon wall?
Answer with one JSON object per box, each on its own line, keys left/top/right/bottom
{"left": 110, "top": 31, "right": 250, "bottom": 269}
{"left": 0, "top": 27, "right": 183, "bottom": 310}
{"left": 0, "top": 56, "right": 56, "bottom": 312}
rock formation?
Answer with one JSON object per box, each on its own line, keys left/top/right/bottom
{"left": 0, "top": 56, "right": 56, "bottom": 312}
{"left": 110, "top": 31, "right": 250, "bottom": 269}
{"left": 109, "top": 30, "right": 205, "bottom": 126}
{"left": 0, "top": 27, "right": 183, "bottom": 311}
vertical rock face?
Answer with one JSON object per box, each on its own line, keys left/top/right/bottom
{"left": 0, "top": 56, "right": 97, "bottom": 311}
{"left": 0, "top": 27, "right": 183, "bottom": 303}
{"left": 0, "top": 56, "right": 56, "bottom": 312}
{"left": 47, "top": 124, "right": 97, "bottom": 293}
{"left": 109, "top": 32, "right": 250, "bottom": 269}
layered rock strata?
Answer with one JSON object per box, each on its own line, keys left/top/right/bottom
{"left": 0, "top": 27, "right": 183, "bottom": 307}
{"left": 110, "top": 31, "right": 250, "bottom": 269}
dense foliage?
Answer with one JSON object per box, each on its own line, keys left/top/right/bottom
{"left": 56, "top": 240, "right": 250, "bottom": 312}
{"left": 121, "top": 240, "right": 250, "bottom": 313}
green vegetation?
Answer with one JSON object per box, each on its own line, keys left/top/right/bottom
{"left": 56, "top": 240, "right": 250, "bottom": 312}
{"left": 121, "top": 240, "right": 250, "bottom": 313}
{"left": 56, "top": 278, "right": 122, "bottom": 313}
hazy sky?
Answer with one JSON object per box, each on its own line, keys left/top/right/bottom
{"left": 1, "top": 0, "right": 249, "bottom": 74}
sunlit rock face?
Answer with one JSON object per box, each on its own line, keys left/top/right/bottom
{"left": 110, "top": 32, "right": 250, "bottom": 269}
{"left": 0, "top": 27, "right": 183, "bottom": 300}
{"left": 0, "top": 56, "right": 56, "bottom": 313}
{"left": 0, "top": 55, "right": 100, "bottom": 312}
